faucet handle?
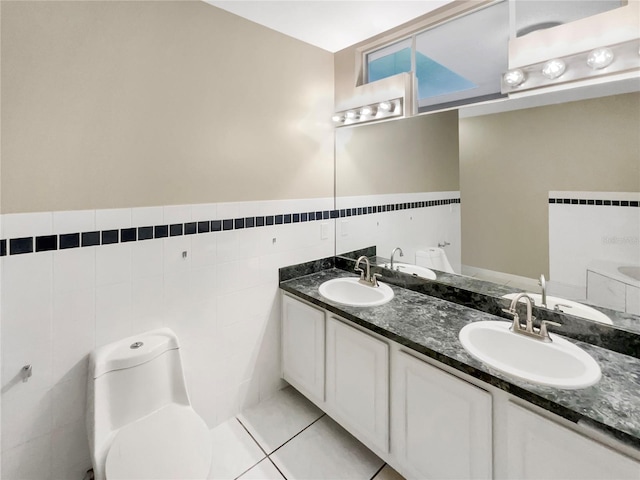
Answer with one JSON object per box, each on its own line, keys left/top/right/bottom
{"left": 553, "top": 303, "right": 572, "bottom": 313}
{"left": 539, "top": 320, "right": 561, "bottom": 341}
{"left": 371, "top": 273, "right": 382, "bottom": 287}
{"left": 354, "top": 266, "right": 365, "bottom": 280}
{"left": 504, "top": 311, "right": 524, "bottom": 332}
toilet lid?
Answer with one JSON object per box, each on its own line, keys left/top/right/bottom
{"left": 106, "top": 404, "right": 212, "bottom": 480}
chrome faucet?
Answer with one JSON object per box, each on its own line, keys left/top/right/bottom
{"left": 539, "top": 274, "right": 547, "bottom": 308}
{"left": 355, "top": 256, "right": 381, "bottom": 287}
{"left": 390, "top": 247, "right": 404, "bottom": 270}
{"left": 502, "top": 293, "right": 560, "bottom": 342}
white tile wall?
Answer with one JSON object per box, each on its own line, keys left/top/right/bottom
{"left": 336, "top": 191, "right": 462, "bottom": 273}
{"left": 53, "top": 210, "right": 95, "bottom": 235}
{"left": 0, "top": 197, "right": 333, "bottom": 479}
{"left": 2, "top": 212, "right": 53, "bottom": 238}
{"left": 549, "top": 192, "right": 640, "bottom": 298}
{"left": 131, "top": 206, "right": 163, "bottom": 227}
{"left": 95, "top": 208, "right": 131, "bottom": 230}
{"left": 163, "top": 204, "right": 192, "bottom": 224}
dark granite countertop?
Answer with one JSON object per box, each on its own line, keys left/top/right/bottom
{"left": 368, "top": 255, "right": 640, "bottom": 335}
{"left": 280, "top": 267, "right": 640, "bottom": 450}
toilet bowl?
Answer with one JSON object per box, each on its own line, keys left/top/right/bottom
{"left": 416, "top": 247, "right": 455, "bottom": 274}
{"left": 87, "top": 328, "right": 212, "bottom": 480}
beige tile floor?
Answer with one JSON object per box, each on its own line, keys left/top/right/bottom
{"left": 208, "top": 386, "right": 404, "bottom": 480}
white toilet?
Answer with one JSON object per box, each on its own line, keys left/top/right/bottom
{"left": 416, "top": 247, "right": 455, "bottom": 274}
{"left": 87, "top": 328, "right": 212, "bottom": 480}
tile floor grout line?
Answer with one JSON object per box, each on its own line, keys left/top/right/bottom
{"left": 234, "top": 412, "right": 324, "bottom": 480}
{"left": 267, "top": 413, "right": 327, "bottom": 457}
{"left": 266, "top": 455, "right": 288, "bottom": 480}
{"left": 369, "top": 462, "right": 387, "bottom": 480}
{"left": 236, "top": 416, "right": 270, "bottom": 457}
{"left": 230, "top": 417, "right": 268, "bottom": 480}
{"left": 232, "top": 458, "right": 265, "bottom": 480}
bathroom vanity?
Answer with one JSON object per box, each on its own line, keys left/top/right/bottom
{"left": 279, "top": 261, "right": 640, "bottom": 479}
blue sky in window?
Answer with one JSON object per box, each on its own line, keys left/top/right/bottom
{"left": 368, "top": 49, "right": 477, "bottom": 99}
{"left": 416, "top": 52, "right": 477, "bottom": 99}
{"left": 368, "top": 48, "right": 411, "bottom": 83}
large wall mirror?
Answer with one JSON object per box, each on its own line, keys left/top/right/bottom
{"left": 335, "top": 88, "right": 640, "bottom": 334}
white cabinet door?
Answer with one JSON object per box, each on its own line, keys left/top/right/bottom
{"left": 326, "top": 316, "right": 389, "bottom": 453}
{"left": 281, "top": 294, "right": 325, "bottom": 403}
{"left": 392, "top": 351, "right": 492, "bottom": 480}
{"left": 507, "top": 402, "right": 640, "bottom": 479}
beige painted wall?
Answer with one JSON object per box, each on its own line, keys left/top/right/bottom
{"left": 336, "top": 111, "right": 459, "bottom": 197}
{"left": 460, "top": 92, "right": 640, "bottom": 278}
{"left": 1, "top": 1, "right": 334, "bottom": 213}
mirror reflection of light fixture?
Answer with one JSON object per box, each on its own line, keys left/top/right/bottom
{"left": 503, "top": 69, "right": 526, "bottom": 87}
{"left": 541, "top": 59, "right": 566, "bottom": 79}
{"left": 587, "top": 48, "right": 614, "bottom": 69}
{"left": 332, "top": 98, "right": 403, "bottom": 127}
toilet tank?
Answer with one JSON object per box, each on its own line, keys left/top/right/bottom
{"left": 87, "top": 328, "right": 191, "bottom": 458}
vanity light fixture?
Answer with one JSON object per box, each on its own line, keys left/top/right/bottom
{"left": 541, "top": 58, "right": 566, "bottom": 79}
{"left": 501, "top": 39, "right": 640, "bottom": 95}
{"left": 332, "top": 98, "right": 403, "bottom": 127}
{"left": 587, "top": 47, "right": 614, "bottom": 70}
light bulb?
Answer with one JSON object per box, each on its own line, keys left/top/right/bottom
{"left": 331, "top": 114, "right": 344, "bottom": 124}
{"left": 360, "top": 105, "right": 377, "bottom": 116}
{"left": 587, "top": 48, "right": 614, "bottom": 69}
{"left": 503, "top": 69, "right": 526, "bottom": 87}
{"left": 541, "top": 59, "right": 566, "bottom": 79}
{"left": 378, "top": 101, "right": 393, "bottom": 112}
{"left": 345, "top": 110, "right": 358, "bottom": 120}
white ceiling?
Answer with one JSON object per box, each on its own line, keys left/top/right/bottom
{"left": 203, "top": 1, "right": 453, "bottom": 52}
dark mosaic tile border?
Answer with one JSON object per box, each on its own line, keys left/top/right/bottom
{"left": 0, "top": 198, "right": 460, "bottom": 257}
{"left": 549, "top": 198, "right": 639, "bottom": 207}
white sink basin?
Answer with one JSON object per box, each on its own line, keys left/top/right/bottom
{"left": 382, "top": 263, "right": 437, "bottom": 280}
{"left": 459, "top": 321, "right": 601, "bottom": 389}
{"left": 319, "top": 277, "right": 394, "bottom": 307}
{"left": 502, "top": 293, "right": 612, "bottom": 325}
